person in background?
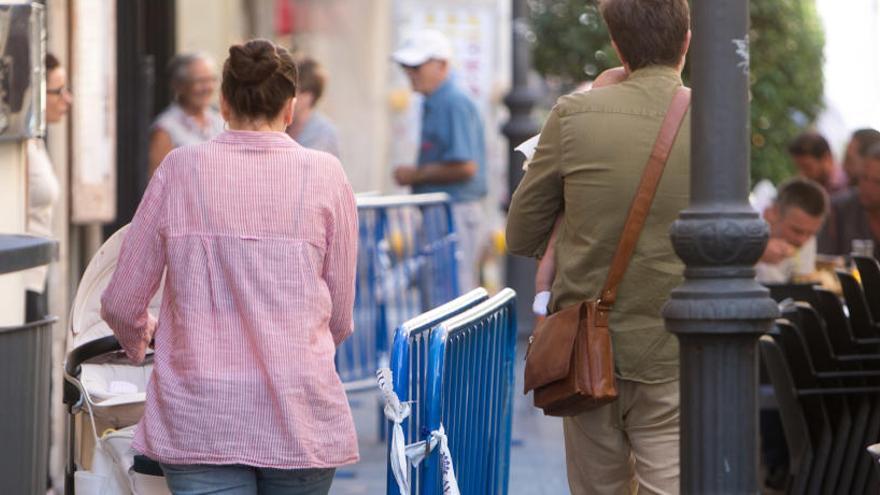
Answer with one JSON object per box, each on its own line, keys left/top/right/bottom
{"left": 755, "top": 177, "right": 828, "bottom": 284}
{"left": 842, "top": 128, "right": 880, "bottom": 188}
{"left": 787, "top": 131, "right": 848, "bottom": 195}
{"left": 506, "top": 0, "right": 691, "bottom": 491}
{"left": 25, "top": 52, "right": 69, "bottom": 322}
{"left": 148, "top": 52, "right": 225, "bottom": 176}
{"left": 101, "top": 39, "right": 358, "bottom": 494}
{"left": 391, "top": 29, "right": 488, "bottom": 291}
{"left": 285, "top": 56, "right": 340, "bottom": 158}
{"left": 818, "top": 144, "right": 880, "bottom": 259}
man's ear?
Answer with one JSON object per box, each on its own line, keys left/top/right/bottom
{"left": 682, "top": 29, "right": 692, "bottom": 59}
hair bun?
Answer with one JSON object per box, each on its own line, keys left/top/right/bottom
{"left": 227, "top": 40, "right": 280, "bottom": 85}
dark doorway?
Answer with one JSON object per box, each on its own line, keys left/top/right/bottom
{"left": 108, "top": 0, "right": 176, "bottom": 236}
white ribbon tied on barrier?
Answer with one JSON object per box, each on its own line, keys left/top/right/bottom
{"left": 376, "top": 368, "right": 461, "bottom": 495}
{"left": 404, "top": 425, "right": 460, "bottom": 495}
{"left": 377, "top": 368, "right": 412, "bottom": 495}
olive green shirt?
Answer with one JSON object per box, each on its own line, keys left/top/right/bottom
{"left": 506, "top": 66, "right": 690, "bottom": 383}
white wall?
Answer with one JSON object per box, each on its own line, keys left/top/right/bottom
{"left": 290, "top": 0, "right": 394, "bottom": 194}
{"left": 816, "top": 0, "right": 880, "bottom": 158}
{"left": 176, "top": 0, "right": 248, "bottom": 96}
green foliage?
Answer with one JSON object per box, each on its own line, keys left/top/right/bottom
{"left": 528, "top": 0, "right": 826, "bottom": 185}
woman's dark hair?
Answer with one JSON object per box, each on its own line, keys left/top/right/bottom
{"left": 46, "top": 52, "right": 60, "bottom": 72}
{"left": 222, "top": 39, "right": 297, "bottom": 120}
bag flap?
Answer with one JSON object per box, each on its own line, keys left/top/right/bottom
{"left": 524, "top": 302, "right": 583, "bottom": 393}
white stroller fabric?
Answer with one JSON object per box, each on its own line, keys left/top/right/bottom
{"left": 74, "top": 426, "right": 169, "bottom": 495}
{"left": 68, "top": 225, "right": 169, "bottom": 494}
{"left": 69, "top": 225, "right": 163, "bottom": 351}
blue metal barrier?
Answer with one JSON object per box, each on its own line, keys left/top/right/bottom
{"left": 386, "top": 288, "right": 490, "bottom": 495}
{"left": 423, "top": 288, "right": 518, "bottom": 495}
{"left": 339, "top": 193, "right": 460, "bottom": 392}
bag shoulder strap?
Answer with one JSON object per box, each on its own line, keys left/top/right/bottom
{"left": 598, "top": 87, "right": 691, "bottom": 308}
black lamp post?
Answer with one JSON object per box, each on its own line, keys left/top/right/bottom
{"left": 502, "top": 0, "right": 540, "bottom": 333}
{"left": 662, "top": 0, "right": 778, "bottom": 492}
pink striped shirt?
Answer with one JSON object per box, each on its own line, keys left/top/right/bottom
{"left": 100, "top": 130, "right": 359, "bottom": 468}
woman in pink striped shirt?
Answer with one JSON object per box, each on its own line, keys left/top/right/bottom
{"left": 101, "top": 39, "right": 359, "bottom": 494}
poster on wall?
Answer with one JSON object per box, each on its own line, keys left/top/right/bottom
{"left": 400, "top": 5, "right": 496, "bottom": 117}
{"left": 421, "top": 8, "right": 493, "bottom": 110}
{"left": 70, "top": 0, "right": 116, "bottom": 223}
{"left": 389, "top": 3, "right": 500, "bottom": 172}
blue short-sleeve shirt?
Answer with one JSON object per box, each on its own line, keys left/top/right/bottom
{"left": 414, "top": 77, "right": 487, "bottom": 202}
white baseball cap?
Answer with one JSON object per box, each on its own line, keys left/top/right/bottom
{"left": 392, "top": 29, "right": 453, "bottom": 67}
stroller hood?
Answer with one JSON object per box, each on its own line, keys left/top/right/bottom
{"left": 68, "top": 224, "right": 163, "bottom": 351}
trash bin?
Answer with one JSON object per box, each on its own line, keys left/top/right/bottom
{"left": 0, "top": 234, "right": 58, "bottom": 494}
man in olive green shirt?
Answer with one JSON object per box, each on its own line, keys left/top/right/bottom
{"left": 506, "top": 0, "right": 691, "bottom": 493}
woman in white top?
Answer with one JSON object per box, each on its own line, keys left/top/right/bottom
{"left": 25, "top": 53, "right": 69, "bottom": 322}
{"left": 148, "top": 53, "right": 225, "bottom": 176}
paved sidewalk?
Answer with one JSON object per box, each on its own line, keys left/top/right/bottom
{"left": 330, "top": 337, "right": 568, "bottom": 494}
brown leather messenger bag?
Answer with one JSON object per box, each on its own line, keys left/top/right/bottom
{"left": 523, "top": 87, "right": 691, "bottom": 417}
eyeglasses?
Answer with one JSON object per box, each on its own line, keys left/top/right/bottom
{"left": 46, "top": 85, "right": 72, "bottom": 96}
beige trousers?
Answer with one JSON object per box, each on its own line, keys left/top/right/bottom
{"left": 451, "top": 201, "right": 487, "bottom": 292}
{"left": 563, "top": 379, "right": 680, "bottom": 495}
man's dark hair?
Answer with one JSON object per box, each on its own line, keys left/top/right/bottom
{"left": 775, "top": 177, "right": 829, "bottom": 218}
{"left": 787, "top": 132, "right": 831, "bottom": 159}
{"left": 599, "top": 0, "right": 690, "bottom": 71}
{"left": 296, "top": 56, "right": 327, "bottom": 104}
{"left": 222, "top": 39, "right": 298, "bottom": 120}
{"left": 867, "top": 143, "right": 880, "bottom": 162}
{"left": 852, "top": 128, "right": 880, "bottom": 157}
{"left": 46, "top": 52, "right": 59, "bottom": 72}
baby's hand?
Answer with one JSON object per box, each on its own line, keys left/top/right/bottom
{"left": 593, "top": 67, "right": 628, "bottom": 88}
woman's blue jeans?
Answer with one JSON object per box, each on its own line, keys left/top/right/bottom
{"left": 160, "top": 463, "right": 335, "bottom": 495}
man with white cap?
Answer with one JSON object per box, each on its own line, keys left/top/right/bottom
{"left": 392, "top": 29, "right": 488, "bottom": 291}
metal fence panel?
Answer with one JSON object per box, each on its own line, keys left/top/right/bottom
{"left": 424, "top": 288, "right": 518, "bottom": 495}
{"left": 339, "top": 193, "right": 459, "bottom": 392}
{"left": 386, "top": 288, "right": 489, "bottom": 495}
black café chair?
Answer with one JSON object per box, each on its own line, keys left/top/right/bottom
{"left": 765, "top": 317, "right": 880, "bottom": 494}
{"left": 766, "top": 283, "right": 822, "bottom": 306}
{"left": 837, "top": 270, "right": 880, "bottom": 341}
{"left": 774, "top": 310, "right": 851, "bottom": 495}
{"left": 786, "top": 303, "right": 880, "bottom": 494}
{"left": 812, "top": 288, "right": 880, "bottom": 356}
{"left": 853, "top": 255, "right": 880, "bottom": 325}
{"left": 761, "top": 325, "right": 816, "bottom": 495}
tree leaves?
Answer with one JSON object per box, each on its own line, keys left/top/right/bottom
{"left": 528, "top": 0, "right": 825, "bottom": 185}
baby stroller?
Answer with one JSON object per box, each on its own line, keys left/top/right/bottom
{"left": 62, "top": 225, "right": 170, "bottom": 494}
